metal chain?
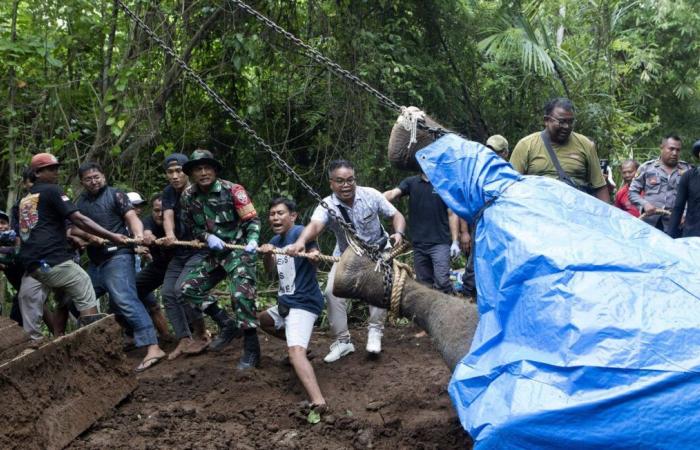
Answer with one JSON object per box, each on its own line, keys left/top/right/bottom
{"left": 117, "top": 0, "right": 401, "bottom": 305}
{"left": 229, "top": 0, "right": 462, "bottom": 141}
{"left": 229, "top": 0, "right": 401, "bottom": 113}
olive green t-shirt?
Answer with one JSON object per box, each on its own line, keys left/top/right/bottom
{"left": 510, "top": 131, "right": 607, "bottom": 190}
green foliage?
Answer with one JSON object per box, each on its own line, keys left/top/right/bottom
{"left": 0, "top": 0, "right": 698, "bottom": 233}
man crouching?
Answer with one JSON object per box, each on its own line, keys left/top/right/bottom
{"left": 258, "top": 197, "right": 326, "bottom": 409}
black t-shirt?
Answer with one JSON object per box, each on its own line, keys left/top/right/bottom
{"left": 18, "top": 182, "right": 78, "bottom": 271}
{"left": 161, "top": 184, "right": 195, "bottom": 256}
{"left": 669, "top": 168, "right": 700, "bottom": 238}
{"left": 142, "top": 215, "right": 172, "bottom": 264}
{"left": 77, "top": 185, "right": 133, "bottom": 265}
{"left": 398, "top": 175, "right": 451, "bottom": 245}
{"left": 11, "top": 198, "right": 20, "bottom": 234}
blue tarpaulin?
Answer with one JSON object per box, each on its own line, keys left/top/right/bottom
{"left": 417, "top": 133, "right": 700, "bottom": 449}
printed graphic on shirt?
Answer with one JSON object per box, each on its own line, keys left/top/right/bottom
{"left": 18, "top": 193, "right": 40, "bottom": 241}
{"left": 275, "top": 252, "right": 296, "bottom": 296}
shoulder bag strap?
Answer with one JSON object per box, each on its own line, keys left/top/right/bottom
{"left": 336, "top": 203, "right": 356, "bottom": 231}
{"left": 540, "top": 130, "right": 578, "bottom": 187}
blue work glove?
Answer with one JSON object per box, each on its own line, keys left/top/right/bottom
{"left": 206, "top": 234, "right": 225, "bottom": 251}
{"left": 450, "top": 240, "right": 461, "bottom": 258}
{"left": 244, "top": 240, "right": 258, "bottom": 253}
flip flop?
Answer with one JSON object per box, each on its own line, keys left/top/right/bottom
{"left": 134, "top": 354, "right": 164, "bottom": 373}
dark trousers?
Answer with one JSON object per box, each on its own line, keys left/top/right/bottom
{"left": 461, "top": 250, "right": 476, "bottom": 296}
{"left": 413, "top": 243, "right": 452, "bottom": 294}
{"left": 160, "top": 252, "right": 206, "bottom": 340}
{"left": 4, "top": 264, "right": 24, "bottom": 325}
{"left": 136, "top": 260, "right": 169, "bottom": 310}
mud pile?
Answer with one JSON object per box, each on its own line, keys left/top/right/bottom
{"left": 73, "top": 324, "right": 471, "bottom": 449}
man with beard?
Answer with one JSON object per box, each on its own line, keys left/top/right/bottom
{"left": 510, "top": 98, "right": 609, "bottom": 202}
{"left": 629, "top": 135, "right": 691, "bottom": 234}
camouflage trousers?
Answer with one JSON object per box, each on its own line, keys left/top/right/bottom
{"left": 180, "top": 249, "right": 258, "bottom": 329}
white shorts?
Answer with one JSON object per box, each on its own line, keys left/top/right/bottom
{"left": 266, "top": 306, "right": 318, "bottom": 349}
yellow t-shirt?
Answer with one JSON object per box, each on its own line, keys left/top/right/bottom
{"left": 510, "top": 131, "right": 607, "bottom": 190}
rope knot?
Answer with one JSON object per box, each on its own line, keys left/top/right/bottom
{"left": 398, "top": 106, "right": 425, "bottom": 148}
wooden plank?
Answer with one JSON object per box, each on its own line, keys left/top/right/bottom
{"left": 0, "top": 315, "right": 137, "bottom": 450}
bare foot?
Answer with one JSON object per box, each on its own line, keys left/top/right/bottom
{"left": 414, "top": 330, "right": 428, "bottom": 338}
{"left": 182, "top": 334, "right": 211, "bottom": 355}
{"left": 168, "top": 338, "right": 193, "bottom": 361}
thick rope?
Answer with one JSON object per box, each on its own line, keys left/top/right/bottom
{"left": 389, "top": 260, "right": 413, "bottom": 323}
{"left": 93, "top": 237, "right": 339, "bottom": 263}
{"left": 396, "top": 107, "right": 425, "bottom": 147}
{"left": 115, "top": 0, "right": 394, "bottom": 304}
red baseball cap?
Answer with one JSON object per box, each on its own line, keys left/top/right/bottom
{"left": 30, "top": 153, "right": 60, "bottom": 171}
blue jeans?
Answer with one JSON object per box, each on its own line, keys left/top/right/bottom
{"left": 89, "top": 253, "right": 157, "bottom": 347}
{"left": 413, "top": 243, "right": 453, "bottom": 293}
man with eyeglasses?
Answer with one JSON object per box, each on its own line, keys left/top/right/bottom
{"left": 510, "top": 98, "right": 609, "bottom": 202}
{"left": 288, "top": 159, "right": 407, "bottom": 362}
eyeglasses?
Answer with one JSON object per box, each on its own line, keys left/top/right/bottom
{"left": 331, "top": 177, "right": 356, "bottom": 186}
{"left": 546, "top": 116, "right": 576, "bottom": 127}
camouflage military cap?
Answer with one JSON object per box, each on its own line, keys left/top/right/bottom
{"left": 183, "top": 149, "right": 223, "bottom": 175}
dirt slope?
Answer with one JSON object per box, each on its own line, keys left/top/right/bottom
{"left": 71, "top": 324, "right": 472, "bottom": 449}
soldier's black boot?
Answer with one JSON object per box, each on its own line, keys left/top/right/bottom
{"left": 236, "top": 328, "right": 261, "bottom": 370}
{"left": 206, "top": 304, "right": 241, "bottom": 352}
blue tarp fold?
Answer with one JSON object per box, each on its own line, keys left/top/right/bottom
{"left": 417, "top": 133, "right": 700, "bottom": 449}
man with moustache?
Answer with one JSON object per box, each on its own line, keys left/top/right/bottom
{"left": 510, "top": 98, "right": 609, "bottom": 202}
{"left": 179, "top": 150, "right": 262, "bottom": 370}
{"left": 629, "top": 135, "right": 691, "bottom": 234}
{"left": 75, "top": 161, "right": 165, "bottom": 371}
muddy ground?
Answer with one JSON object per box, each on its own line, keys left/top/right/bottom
{"left": 70, "top": 324, "right": 471, "bottom": 449}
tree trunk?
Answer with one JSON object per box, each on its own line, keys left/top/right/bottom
{"left": 5, "top": 0, "right": 20, "bottom": 214}
{"left": 332, "top": 249, "right": 478, "bottom": 371}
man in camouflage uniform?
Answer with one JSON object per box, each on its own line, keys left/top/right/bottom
{"left": 629, "top": 134, "right": 691, "bottom": 234}
{"left": 180, "top": 149, "right": 262, "bottom": 370}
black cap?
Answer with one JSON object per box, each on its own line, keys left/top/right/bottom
{"left": 0, "top": 211, "right": 9, "bottom": 222}
{"left": 163, "top": 153, "right": 189, "bottom": 171}
{"left": 692, "top": 140, "right": 700, "bottom": 158}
